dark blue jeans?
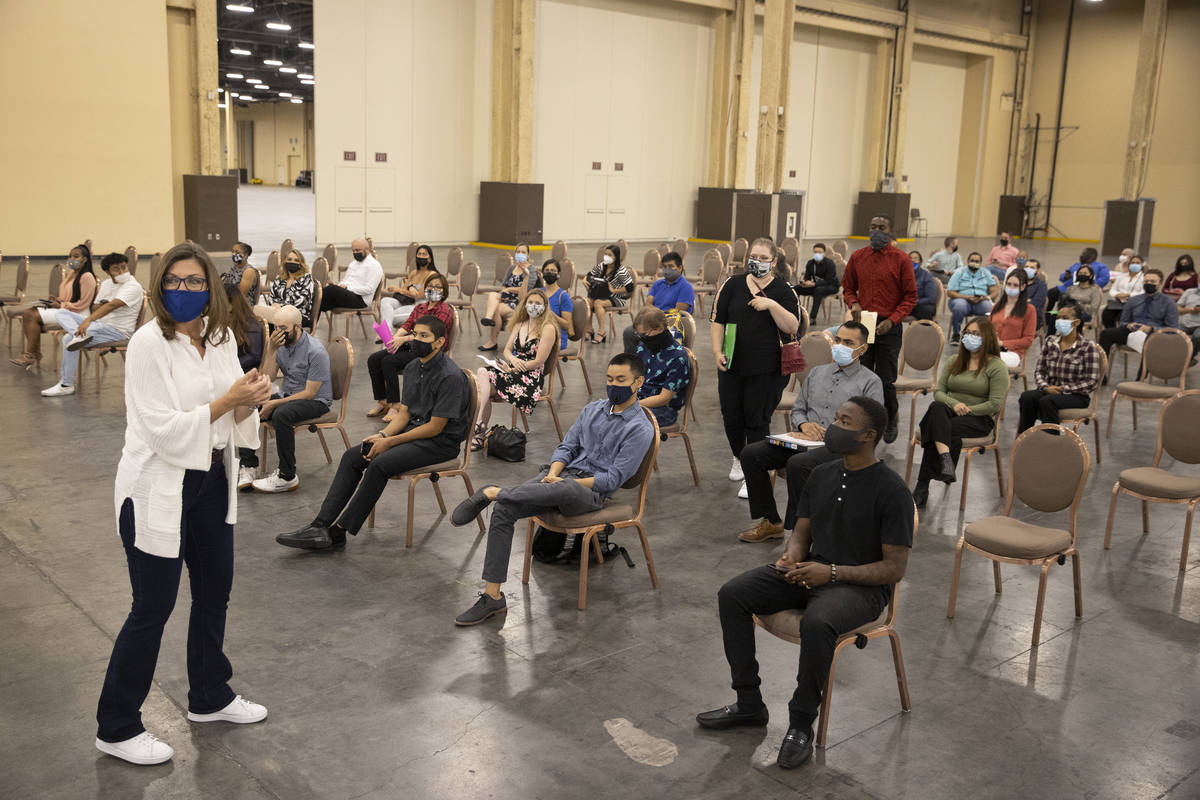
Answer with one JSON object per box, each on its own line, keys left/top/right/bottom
{"left": 96, "top": 461, "right": 237, "bottom": 742}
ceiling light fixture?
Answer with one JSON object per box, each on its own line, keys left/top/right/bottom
{"left": 230, "top": 47, "right": 252, "bottom": 55}
{"left": 241, "top": 96, "right": 255, "bottom": 101}
{"left": 300, "top": 79, "right": 314, "bottom": 85}
{"left": 263, "top": 58, "right": 282, "bottom": 66}
{"left": 279, "top": 66, "right": 297, "bottom": 74}
{"left": 257, "top": 84, "right": 270, "bottom": 90}
{"left": 226, "top": 4, "right": 254, "bottom": 12}
{"left": 290, "top": 98, "right": 303, "bottom": 104}
{"left": 266, "top": 21, "right": 291, "bottom": 31}
{"left": 218, "top": 102, "right": 228, "bottom": 108}
{"left": 226, "top": 72, "right": 244, "bottom": 79}
{"left": 278, "top": 92, "right": 292, "bottom": 97}
{"left": 298, "top": 42, "right": 314, "bottom": 49}
{"left": 297, "top": 73, "right": 313, "bottom": 79}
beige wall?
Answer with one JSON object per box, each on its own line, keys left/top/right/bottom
{"left": 1025, "top": 0, "right": 1200, "bottom": 247}
{"left": 0, "top": 0, "right": 176, "bottom": 255}
{"left": 233, "top": 102, "right": 313, "bottom": 186}
{"left": 904, "top": 47, "right": 967, "bottom": 237}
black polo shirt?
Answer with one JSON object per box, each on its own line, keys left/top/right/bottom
{"left": 400, "top": 351, "right": 471, "bottom": 446}
{"left": 795, "top": 459, "right": 914, "bottom": 598}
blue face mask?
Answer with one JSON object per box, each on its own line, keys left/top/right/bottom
{"left": 961, "top": 333, "right": 983, "bottom": 352}
{"left": 1129, "top": 263, "right": 1142, "bottom": 274}
{"left": 607, "top": 383, "right": 634, "bottom": 405}
{"left": 831, "top": 343, "right": 857, "bottom": 367}
{"left": 162, "top": 289, "right": 209, "bottom": 323}
{"left": 912, "top": 261, "right": 921, "bottom": 271}
{"left": 1025, "top": 267, "right": 1036, "bottom": 279}
{"left": 812, "top": 252, "right": 824, "bottom": 262}
{"left": 514, "top": 252, "right": 528, "bottom": 264}
{"left": 1055, "top": 318, "right": 1075, "bottom": 337}
{"left": 1005, "top": 286, "right": 1020, "bottom": 298}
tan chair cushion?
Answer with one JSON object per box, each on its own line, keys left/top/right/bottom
{"left": 1057, "top": 407, "right": 1093, "bottom": 421}
{"left": 1115, "top": 382, "right": 1180, "bottom": 399}
{"left": 964, "top": 516, "right": 1072, "bottom": 559}
{"left": 400, "top": 458, "right": 462, "bottom": 477}
{"left": 961, "top": 433, "right": 996, "bottom": 449}
{"left": 755, "top": 607, "right": 888, "bottom": 646}
{"left": 536, "top": 503, "right": 635, "bottom": 529}
{"left": 1118, "top": 467, "right": 1200, "bottom": 500}
{"left": 893, "top": 376, "right": 933, "bottom": 393}
{"left": 288, "top": 410, "right": 339, "bottom": 427}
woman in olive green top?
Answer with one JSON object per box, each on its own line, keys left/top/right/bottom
{"left": 913, "top": 316, "right": 1009, "bottom": 507}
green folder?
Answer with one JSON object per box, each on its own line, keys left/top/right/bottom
{"left": 723, "top": 322, "right": 737, "bottom": 370}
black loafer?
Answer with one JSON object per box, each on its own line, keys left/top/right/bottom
{"left": 451, "top": 489, "right": 494, "bottom": 526}
{"left": 777, "top": 726, "right": 814, "bottom": 769}
{"left": 276, "top": 525, "right": 336, "bottom": 550}
{"left": 883, "top": 418, "right": 898, "bottom": 444}
{"left": 695, "top": 704, "right": 769, "bottom": 730}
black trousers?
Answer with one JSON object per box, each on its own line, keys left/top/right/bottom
{"left": 860, "top": 324, "right": 902, "bottom": 424}
{"left": 321, "top": 284, "right": 367, "bottom": 311}
{"left": 917, "top": 402, "right": 994, "bottom": 482}
{"left": 1101, "top": 304, "right": 1125, "bottom": 329}
{"left": 1098, "top": 326, "right": 1133, "bottom": 354}
{"left": 718, "top": 565, "right": 887, "bottom": 729}
{"left": 367, "top": 346, "right": 419, "bottom": 403}
{"left": 795, "top": 285, "right": 839, "bottom": 321}
{"left": 1017, "top": 389, "right": 1089, "bottom": 433}
{"left": 717, "top": 370, "right": 789, "bottom": 458}
{"left": 97, "top": 462, "right": 236, "bottom": 742}
{"left": 271, "top": 398, "right": 332, "bottom": 480}
{"left": 314, "top": 438, "right": 461, "bottom": 535}
{"left": 911, "top": 303, "right": 936, "bottom": 321}
{"left": 740, "top": 439, "right": 840, "bottom": 529}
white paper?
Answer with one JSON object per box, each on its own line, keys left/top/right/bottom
{"left": 860, "top": 310, "right": 878, "bottom": 344}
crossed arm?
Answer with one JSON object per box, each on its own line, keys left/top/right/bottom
{"left": 776, "top": 519, "right": 910, "bottom": 587}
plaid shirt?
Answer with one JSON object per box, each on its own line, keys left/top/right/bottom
{"left": 1035, "top": 334, "right": 1102, "bottom": 395}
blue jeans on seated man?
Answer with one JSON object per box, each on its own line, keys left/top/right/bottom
{"left": 948, "top": 298, "right": 993, "bottom": 336}
{"left": 481, "top": 467, "right": 606, "bottom": 583}
{"left": 56, "top": 310, "right": 127, "bottom": 387}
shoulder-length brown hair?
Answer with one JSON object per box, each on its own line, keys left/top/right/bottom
{"left": 949, "top": 315, "right": 1001, "bottom": 375}
{"left": 149, "top": 241, "right": 231, "bottom": 346}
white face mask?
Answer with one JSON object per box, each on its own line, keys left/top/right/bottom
{"left": 113, "top": 272, "right": 131, "bottom": 284}
{"left": 602, "top": 255, "right": 614, "bottom": 266}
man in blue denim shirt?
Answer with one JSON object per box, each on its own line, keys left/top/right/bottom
{"left": 451, "top": 353, "right": 656, "bottom": 625}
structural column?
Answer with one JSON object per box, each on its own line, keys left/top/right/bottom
{"left": 705, "top": 9, "right": 733, "bottom": 187}
{"left": 1121, "top": 0, "right": 1167, "bottom": 200}
{"left": 753, "top": 0, "right": 793, "bottom": 193}
{"left": 728, "top": 0, "right": 755, "bottom": 190}
{"left": 491, "top": 0, "right": 536, "bottom": 183}
{"left": 883, "top": 1, "right": 914, "bottom": 185}
{"left": 195, "top": 0, "right": 221, "bottom": 175}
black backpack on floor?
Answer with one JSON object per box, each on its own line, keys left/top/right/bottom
{"left": 530, "top": 524, "right": 635, "bottom": 568}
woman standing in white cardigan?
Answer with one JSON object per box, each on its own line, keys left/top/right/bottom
{"left": 95, "top": 242, "right": 272, "bottom": 766}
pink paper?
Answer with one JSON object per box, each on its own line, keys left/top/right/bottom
{"left": 373, "top": 322, "right": 393, "bottom": 344}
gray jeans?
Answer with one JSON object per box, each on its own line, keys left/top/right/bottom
{"left": 481, "top": 467, "right": 605, "bottom": 583}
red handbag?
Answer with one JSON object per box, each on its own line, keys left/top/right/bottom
{"left": 780, "top": 336, "right": 806, "bottom": 376}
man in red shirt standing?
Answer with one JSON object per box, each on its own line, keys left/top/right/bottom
{"left": 842, "top": 213, "right": 917, "bottom": 443}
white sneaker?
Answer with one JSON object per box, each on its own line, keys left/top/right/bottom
{"left": 187, "top": 695, "right": 268, "bottom": 724}
{"left": 41, "top": 382, "right": 75, "bottom": 397}
{"left": 252, "top": 471, "right": 298, "bottom": 493}
{"left": 237, "top": 466, "right": 256, "bottom": 491}
{"left": 737, "top": 480, "right": 749, "bottom": 499}
{"left": 66, "top": 334, "right": 93, "bottom": 352}
{"left": 729, "top": 457, "right": 744, "bottom": 482}
{"left": 95, "top": 731, "right": 174, "bottom": 765}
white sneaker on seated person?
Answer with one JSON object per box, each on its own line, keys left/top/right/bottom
{"left": 41, "top": 382, "right": 75, "bottom": 397}
{"left": 94, "top": 731, "right": 174, "bottom": 765}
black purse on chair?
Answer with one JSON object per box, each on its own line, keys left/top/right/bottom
{"left": 483, "top": 425, "right": 526, "bottom": 462}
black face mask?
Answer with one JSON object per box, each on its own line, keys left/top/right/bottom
{"left": 639, "top": 330, "right": 674, "bottom": 352}
{"left": 284, "top": 330, "right": 299, "bottom": 346}
{"left": 1000, "top": 238, "right": 1010, "bottom": 246}
{"left": 543, "top": 271, "right": 558, "bottom": 285}
{"left": 415, "top": 257, "right": 430, "bottom": 268}
{"left": 353, "top": 251, "right": 367, "bottom": 262}
{"left": 410, "top": 339, "right": 434, "bottom": 358}
{"left": 1144, "top": 283, "right": 1159, "bottom": 294}
{"left": 285, "top": 262, "right": 301, "bottom": 274}
{"left": 823, "top": 423, "right": 867, "bottom": 455}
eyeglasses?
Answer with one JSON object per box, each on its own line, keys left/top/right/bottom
{"left": 162, "top": 275, "right": 208, "bottom": 291}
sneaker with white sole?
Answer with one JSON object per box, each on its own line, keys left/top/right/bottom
{"left": 187, "top": 695, "right": 268, "bottom": 724}
{"left": 737, "top": 480, "right": 749, "bottom": 499}
{"left": 66, "top": 334, "right": 93, "bottom": 352}
{"left": 252, "top": 471, "right": 298, "bottom": 493}
{"left": 41, "top": 382, "right": 75, "bottom": 397}
{"left": 95, "top": 731, "right": 174, "bottom": 765}
{"left": 729, "top": 457, "right": 744, "bottom": 482}
{"left": 237, "top": 466, "right": 256, "bottom": 491}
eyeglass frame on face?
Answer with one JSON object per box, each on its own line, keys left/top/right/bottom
{"left": 162, "top": 274, "right": 209, "bottom": 291}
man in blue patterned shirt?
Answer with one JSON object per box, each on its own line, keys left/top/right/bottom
{"left": 632, "top": 307, "right": 690, "bottom": 427}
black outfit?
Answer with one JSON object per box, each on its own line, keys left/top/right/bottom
{"left": 1017, "top": 390, "right": 1089, "bottom": 432}
{"left": 717, "top": 460, "right": 914, "bottom": 729}
{"left": 271, "top": 396, "right": 332, "bottom": 480}
{"left": 741, "top": 442, "right": 840, "bottom": 529}
{"left": 313, "top": 352, "right": 469, "bottom": 534}
{"left": 916, "top": 402, "right": 994, "bottom": 481}
{"left": 861, "top": 325, "right": 903, "bottom": 424}
{"left": 714, "top": 273, "right": 799, "bottom": 457}
{"left": 97, "top": 460, "right": 236, "bottom": 743}
{"left": 794, "top": 258, "right": 839, "bottom": 320}
{"left": 236, "top": 319, "right": 264, "bottom": 470}
{"left": 321, "top": 284, "right": 367, "bottom": 311}
{"left": 368, "top": 345, "right": 421, "bottom": 403}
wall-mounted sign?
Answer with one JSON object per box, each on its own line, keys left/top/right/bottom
{"left": 592, "top": 161, "right": 602, "bottom": 170}
{"left": 375, "top": 152, "right": 388, "bottom": 162}
{"left": 343, "top": 151, "right": 357, "bottom": 161}
{"left": 614, "top": 162, "right": 624, "bottom": 171}
{"left": 789, "top": 170, "right": 796, "bottom": 178}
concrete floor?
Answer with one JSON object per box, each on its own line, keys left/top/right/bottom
{"left": 1, "top": 190, "right": 1198, "bottom": 799}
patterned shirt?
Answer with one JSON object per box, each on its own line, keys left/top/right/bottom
{"left": 499, "top": 265, "right": 544, "bottom": 306}
{"left": 634, "top": 340, "right": 690, "bottom": 426}
{"left": 269, "top": 274, "right": 316, "bottom": 322}
{"left": 399, "top": 300, "right": 455, "bottom": 338}
{"left": 1035, "top": 334, "right": 1102, "bottom": 396}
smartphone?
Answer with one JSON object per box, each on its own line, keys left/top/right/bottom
{"left": 768, "top": 563, "right": 791, "bottom": 576}
{"left": 360, "top": 440, "right": 374, "bottom": 457}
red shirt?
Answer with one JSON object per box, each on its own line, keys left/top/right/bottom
{"left": 842, "top": 244, "right": 918, "bottom": 325}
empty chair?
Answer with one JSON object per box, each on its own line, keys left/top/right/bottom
{"left": 1104, "top": 390, "right": 1200, "bottom": 572}
{"left": 729, "top": 237, "right": 748, "bottom": 271}
{"left": 692, "top": 249, "right": 723, "bottom": 316}
{"left": 445, "top": 246, "right": 464, "bottom": 288}
{"left": 716, "top": 242, "right": 732, "bottom": 267}
{"left": 670, "top": 238, "right": 688, "bottom": 260}
{"left": 781, "top": 238, "right": 800, "bottom": 270}
{"left": 310, "top": 256, "right": 330, "bottom": 285}
{"left": 322, "top": 243, "right": 338, "bottom": 279}
{"left": 124, "top": 245, "right": 138, "bottom": 276}
{"left": 1106, "top": 328, "right": 1191, "bottom": 438}
{"left": 448, "top": 261, "right": 482, "bottom": 335}
{"left": 948, "top": 425, "right": 1090, "bottom": 648}
{"left": 892, "top": 321, "right": 946, "bottom": 433}
{"left": 551, "top": 240, "right": 568, "bottom": 263}
{"left": 556, "top": 298, "right": 593, "bottom": 394}
{"left": 477, "top": 251, "right": 514, "bottom": 295}
{"left": 1, "top": 256, "right": 31, "bottom": 348}
{"left": 910, "top": 208, "right": 928, "bottom": 238}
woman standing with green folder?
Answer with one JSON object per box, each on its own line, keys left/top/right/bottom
{"left": 711, "top": 238, "right": 801, "bottom": 494}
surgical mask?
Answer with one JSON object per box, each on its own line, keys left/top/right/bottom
{"left": 1055, "top": 319, "right": 1075, "bottom": 337}
{"left": 113, "top": 272, "right": 131, "bottom": 284}
{"left": 1144, "top": 283, "right": 1159, "bottom": 294}
{"left": 607, "top": 383, "right": 634, "bottom": 405}
{"left": 830, "top": 343, "right": 857, "bottom": 367}
{"left": 1025, "top": 267, "right": 1036, "bottom": 279}
{"left": 1129, "top": 263, "right": 1143, "bottom": 274}
{"left": 525, "top": 302, "right": 545, "bottom": 317}
{"left": 232, "top": 253, "right": 245, "bottom": 265}
{"left": 1118, "top": 254, "right": 1129, "bottom": 263}
{"left": 961, "top": 333, "right": 983, "bottom": 352}
{"left": 415, "top": 257, "right": 430, "bottom": 268}
{"left": 823, "top": 423, "right": 866, "bottom": 456}
{"left": 353, "top": 251, "right": 367, "bottom": 262}
{"left": 285, "top": 261, "right": 301, "bottom": 274}
{"left": 747, "top": 258, "right": 771, "bottom": 277}
{"left": 1005, "top": 286, "right": 1020, "bottom": 298}
{"left": 812, "top": 252, "right": 824, "bottom": 262}
{"left": 514, "top": 252, "right": 528, "bottom": 264}
{"left": 410, "top": 339, "right": 434, "bottom": 358}
{"left": 662, "top": 267, "right": 680, "bottom": 283}
{"left": 869, "top": 230, "right": 890, "bottom": 251}
{"left": 424, "top": 289, "right": 443, "bottom": 303}
{"left": 639, "top": 330, "right": 674, "bottom": 352}
{"left": 162, "top": 289, "right": 209, "bottom": 323}
{"left": 602, "top": 255, "right": 614, "bottom": 266}
{"left": 542, "top": 271, "right": 558, "bottom": 284}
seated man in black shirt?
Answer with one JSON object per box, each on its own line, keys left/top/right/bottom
{"left": 696, "top": 395, "right": 914, "bottom": 770}
{"left": 274, "top": 316, "right": 471, "bottom": 550}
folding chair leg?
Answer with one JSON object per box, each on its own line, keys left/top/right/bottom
{"left": 1071, "top": 551, "right": 1083, "bottom": 616}
{"left": 578, "top": 361, "right": 592, "bottom": 394}
{"left": 992, "top": 561, "right": 1003, "bottom": 593}
{"left": 993, "top": 446, "right": 1004, "bottom": 498}
{"left": 889, "top": 630, "right": 912, "bottom": 711}
{"left": 634, "top": 522, "right": 659, "bottom": 589}
{"left": 1031, "top": 560, "right": 1053, "bottom": 647}
{"left": 1106, "top": 391, "right": 1117, "bottom": 438}
{"left": 522, "top": 519, "right": 536, "bottom": 584}
{"left": 947, "top": 538, "right": 965, "bottom": 618}
{"left": 316, "top": 429, "right": 332, "bottom": 463}
{"left": 368, "top": 506, "right": 376, "bottom": 528}
{"left": 547, "top": 399, "right": 563, "bottom": 440}
{"left": 432, "top": 480, "right": 447, "bottom": 513}
{"left": 338, "top": 425, "right": 350, "bottom": 450}
{"left": 1093, "top": 418, "right": 1102, "bottom": 464}
{"left": 959, "top": 453, "right": 972, "bottom": 511}
{"left": 406, "top": 479, "right": 418, "bottom": 548}
{"left": 1142, "top": 500, "right": 1150, "bottom": 534}
{"left": 577, "top": 529, "right": 596, "bottom": 609}
{"left": 816, "top": 638, "right": 851, "bottom": 749}
{"left": 1182, "top": 505, "right": 1195, "bottom": 572}
{"left": 681, "top": 432, "right": 700, "bottom": 485}
{"left": 1131, "top": 401, "right": 1138, "bottom": 431}
{"left": 1103, "top": 483, "right": 1120, "bottom": 549}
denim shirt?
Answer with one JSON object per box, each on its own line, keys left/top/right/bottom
{"left": 1120, "top": 292, "right": 1179, "bottom": 330}
{"left": 550, "top": 399, "right": 655, "bottom": 498}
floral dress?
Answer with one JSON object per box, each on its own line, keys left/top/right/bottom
{"left": 489, "top": 332, "right": 544, "bottom": 414}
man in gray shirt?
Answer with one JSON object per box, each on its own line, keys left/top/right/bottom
{"left": 250, "top": 305, "right": 333, "bottom": 493}
{"left": 736, "top": 321, "right": 884, "bottom": 543}
{"left": 926, "top": 236, "right": 962, "bottom": 285}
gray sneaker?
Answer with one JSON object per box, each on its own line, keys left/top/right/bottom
{"left": 455, "top": 592, "right": 506, "bottom": 626}
{"left": 451, "top": 488, "right": 494, "bottom": 526}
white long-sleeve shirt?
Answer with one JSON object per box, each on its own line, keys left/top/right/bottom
{"left": 343, "top": 253, "right": 383, "bottom": 304}
{"left": 114, "top": 321, "right": 260, "bottom": 557}
{"left": 1108, "top": 270, "right": 1145, "bottom": 299}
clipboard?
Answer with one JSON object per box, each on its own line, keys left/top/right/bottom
{"left": 722, "top": 322, "right": 737, "bottom": 369}
{"left": 859, "top": 310, "right": 878, "bottom": 344}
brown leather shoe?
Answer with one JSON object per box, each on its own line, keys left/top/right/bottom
{"left": 738, "top": 519, "right": 785, "bottom": 543}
